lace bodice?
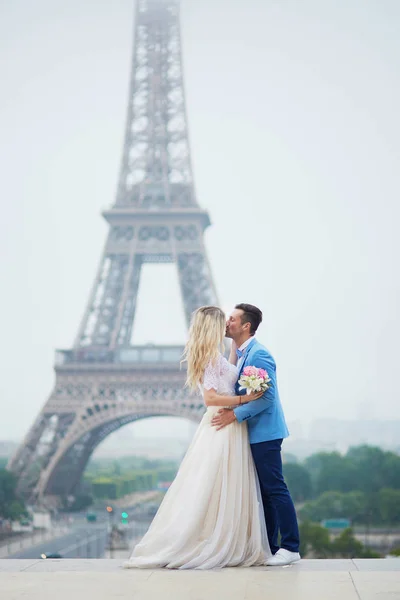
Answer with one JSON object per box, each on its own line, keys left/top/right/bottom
{"left": 202, "top": 354, "right": 238, "bottom": 396}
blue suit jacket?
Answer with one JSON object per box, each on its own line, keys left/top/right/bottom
{"left": 233, "top": 338, "right": 289, "bottom": 444}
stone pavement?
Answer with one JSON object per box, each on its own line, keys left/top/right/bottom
{"left": 0, "top": 559, "right": 399, "bottom": 599}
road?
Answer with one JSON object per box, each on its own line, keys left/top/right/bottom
{"left": 8, "top": 523, "right": 109, "bottom": 559}
{"left": 6, "top": 498, "right": 160, "bottom": 560}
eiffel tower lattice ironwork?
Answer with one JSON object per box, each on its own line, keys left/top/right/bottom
{"left": 8, "top": 0, "right": 219, "bottom": 504}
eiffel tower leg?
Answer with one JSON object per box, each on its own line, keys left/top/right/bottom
{"left": 177, "top": 251, "right": 220, "bottom": 325}
{"left": 111, "top": 253, "right": 142, "bottom": 348}
{"left": 80, "top": 254, "right": 130, "bottom": 347}
{"left": 7, "top": 415, "right": 50, "bottom": 477}
{"left": 73, "top": 250, "right": 109, "bottom": 348}
{"left": 7, "top": 410, "right": 76, "bottom": 500}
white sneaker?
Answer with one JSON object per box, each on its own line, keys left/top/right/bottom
{"left": 266, "top": 548, "right": 301, "bottom": 566}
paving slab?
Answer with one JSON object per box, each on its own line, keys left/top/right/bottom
{"left": 24, "top": 558, "right": 123, "bottom": 572}
{"left": 3, "top": 558, "right": 400, "bottom": 572}
{"left": 352, "top": 558, "right": 400, "bottom": 571}
{"left": 0, "top": 559, "right": 399, "bottom": 600}
{"left": 351, "top": 571, "right": 400, "bottom": 600}
{"left": 0, "top": 560, "right": 40, "bottom": 572}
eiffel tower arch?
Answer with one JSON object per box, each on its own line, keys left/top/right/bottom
{"left": 7, "top": 0, "right": 219, "bottom": 505}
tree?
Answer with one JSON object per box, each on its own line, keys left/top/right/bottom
{"left": 346, "top": 446, "right": 400, "bottom": 493}
{"left": 283, "top": 463, "right": 313, "bottom": 502}
{"left": 0, "top": 469, "right": 27, "bottom": 520}
{"left": 299, "top": 490, "right": 368, "bottom": 524}
{"left": 340, "top": 491, "right": 368, "bottom": 524}
{"left": 381, "top": 454, "right": 400, "bottom": 490}
{"left": 304, "top": 452, "right": 356, "bottom": 496}
{"left": 283, "top": 452, "right": 298, "bottom": 464}
{"left": 299, "top": 487, "right": 400, "bottom": 527}
{"left": 331, "top": 528, "right": 380, "bottom": 558}
{"left": 377, "top": 488, "right": 400, "bottom": 525}
{"left": 112, "top": 461, "right": 121, "bottom": 476}
{"left": 92, "top": 478, "right": 118, "bottom": 499}
{"left": 299, "top": 521, "right": 332, "bottom": 558}
{"left": 299, "top": 522, "right": 380, "bottom": 558}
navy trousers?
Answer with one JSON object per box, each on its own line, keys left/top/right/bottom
{"left": 251, "top": 438, "right": 300, "bottom": 554}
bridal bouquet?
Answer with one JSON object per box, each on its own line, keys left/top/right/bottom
{"left": 238, "top": 366, "right": 271, "bottom": 395}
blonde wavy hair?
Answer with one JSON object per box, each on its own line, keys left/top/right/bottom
{"left": 182, "top": 306, "right": 226, "bottom": 390}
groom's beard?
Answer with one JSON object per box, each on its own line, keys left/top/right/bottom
{"left": 225, "top": 329, "right": 233, "bottom": 339}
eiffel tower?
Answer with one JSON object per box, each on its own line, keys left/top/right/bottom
{"left": 8, "top": 0, "right": 219, "bottom": 505}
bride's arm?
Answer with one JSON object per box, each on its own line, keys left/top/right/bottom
{"left": 203, "top": 388, "right": 263, "bottom": 407}
{"left": 228, "top": 340, "right": 238, "bottom": 365}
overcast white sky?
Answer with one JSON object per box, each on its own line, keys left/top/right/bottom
{"left": 0, "top": 0, "right": 399, "bottom": 445}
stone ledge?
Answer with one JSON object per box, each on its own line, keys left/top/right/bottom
{"left": 0, "top": 559, "right": 399, "bottom": 600}
{"left": 1, "top": 558, "right": 399, "bottom": 572}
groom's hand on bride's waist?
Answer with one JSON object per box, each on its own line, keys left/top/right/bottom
{"left": 211, "top": 408, "right": 237, "bottom": 430}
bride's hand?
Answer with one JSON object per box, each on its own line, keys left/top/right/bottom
{"left": 243, "top": 390, "right": 264, "bottom": 402}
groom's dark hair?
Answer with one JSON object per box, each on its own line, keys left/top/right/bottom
{"left": 235, "top": 303, "right": 263, "bottom": 335}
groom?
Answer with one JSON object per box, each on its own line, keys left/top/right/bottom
{"left": 211, "top": 303, "right": 300, "bottom": 566}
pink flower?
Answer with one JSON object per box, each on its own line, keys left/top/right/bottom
{"left": 257, "top": 368, "right": 268, "bottom": 380}
{"left": 243, "top": 366, "right": 258, "bottom": 377}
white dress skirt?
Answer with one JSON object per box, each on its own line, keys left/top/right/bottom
{"left": 123, "top": 354, "right": 270, "bottom": 570}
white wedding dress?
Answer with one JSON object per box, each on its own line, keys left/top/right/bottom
{"left": 123, "top": 354, "right": 270, "bottom": 569}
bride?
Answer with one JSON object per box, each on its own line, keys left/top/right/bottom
{"left": 124, "top": 305, "right": 271, "bottom": 569}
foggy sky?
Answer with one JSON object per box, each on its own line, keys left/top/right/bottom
{"left": 0, "top": 0, "right": 399, "bottom": 444}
